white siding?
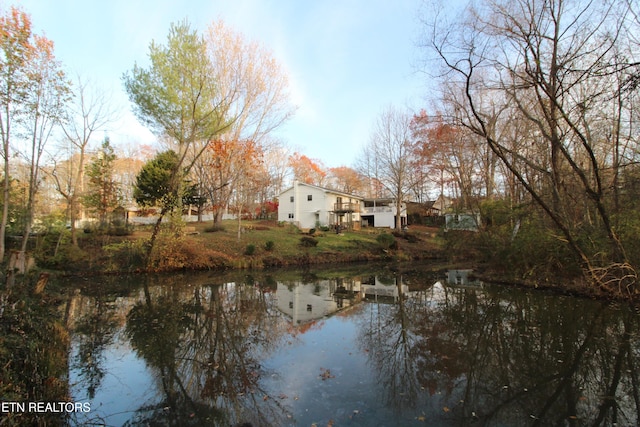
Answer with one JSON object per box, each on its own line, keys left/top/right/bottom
{"left": 277, "top": 182, "right": 363, "bottom": 229}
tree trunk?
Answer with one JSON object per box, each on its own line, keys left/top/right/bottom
{"left": 146, "top": 209, "right": 167, "bottom": 265}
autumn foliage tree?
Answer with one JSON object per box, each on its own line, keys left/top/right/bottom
{"left": 327, "top": 166, "right": 366, "bottom": 195}
{"left": 0, "top": 6, "right": 69, "bottom": 262}
{"left": 202, "top": 137, "right": 262, "bottom": 225}
{"left": 412, "top": 111, "right": 495, "bottom": 210}
{"left": 288, "top": 152, "right": 326, "bottom": 186}
{"left": 182, "top": 20, "right": 294, "bottom": 226}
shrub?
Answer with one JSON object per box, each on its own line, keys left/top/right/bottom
{"left": 265, "top": 240, "right": 275, "bottom": 251}
{"left": 376, "top": 233, "right": 396, "bottom": 250}
{"left": 148, "top": 236, "right": 232, "bottom": 271}
{"left": 244, "top": 244, "right": 256, "bottom": 256}
{"left": 103, "top": 239, "right": 148, "bottom": 271}
{"left": 34, "top": 231, "right": 89, "bottom": 270}
{"left": 299, "top": 236, "right": 318, "bottom": 247}
{"left": 262, "top": 255, "right": 283, "bottom": 268}
{"left": 108, "top": 225, "right": 133, "bottom": 236}
{"left": 204, "top": 224, "right": 226, "bottom": 233}
{"left": 392, "top": 230, "right": 420, "bottom": 243}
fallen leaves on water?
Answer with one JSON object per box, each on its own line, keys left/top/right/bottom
{"left": 319, "top": 367, "right": 335, "bottom": 380}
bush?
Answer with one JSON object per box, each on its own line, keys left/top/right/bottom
{"left": 103, "top": 239, "right": 148, "bottom": 271}
{"left": 262, "top": 255, "right": 284, "bottom": 268}
{"left": 244, "top": 244, "right": 256, "bottom": 256}
{"left": 393, "top": 230, "right": 420, "bottom": 243}
{"left": 34, "top": 231, "right": 89, "bottom": 270}
{"left": 376, "top": 233, "right": 396, "bottom": 250}
{"left": 204, "top": 224, "right": 226, "bottom": 233}
{"left": 108, "top": 225, "right": 133, "bottom": 236}
{"left": 148, "top": 236, "right": 232, "bottom": 271}
{"left": 265, "top": 240, "right": 275, "bottom": 251}
{"left": 299, "top": 236, "right": 318, "bottom": 247}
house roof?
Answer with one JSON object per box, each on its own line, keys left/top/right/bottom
{"left": 279, "top": 181, "right": 363, "bottom": 200}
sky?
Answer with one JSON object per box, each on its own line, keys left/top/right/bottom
{"left": 11, "top": 0, "right": 430, "bottom": 168}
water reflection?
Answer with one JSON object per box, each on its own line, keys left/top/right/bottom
{"left": 63, "top": 268, "right": 640, "bottom": 426}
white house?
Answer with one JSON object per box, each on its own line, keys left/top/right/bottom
{"left": 360, "top": 198, "right": 407, "bottom": 229}
{"left": 275, "top": 278, "right": 361, "bottom": 325}
{"left": 277, "top": 181, "right": 363, "bottom": 230}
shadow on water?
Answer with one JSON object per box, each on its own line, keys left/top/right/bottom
{"left": 47, "top": 265, "right": 640, "bottom": 426}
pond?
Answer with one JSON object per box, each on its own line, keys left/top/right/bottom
{"left": 61, "top": 264, "right": 640, "bottom": 426}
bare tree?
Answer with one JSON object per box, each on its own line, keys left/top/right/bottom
{"left": 426, "top": 0, "right": 640, "bottom": 296}
{"left": 52, "top": 76, "right": 115, "bottom": 246}
{"left": 361, "top": 106, "right": 423, "bottom": 230}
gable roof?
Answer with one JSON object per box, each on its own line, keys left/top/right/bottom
{"left": 279, "top": 181, "right": 363, "bottom": 200}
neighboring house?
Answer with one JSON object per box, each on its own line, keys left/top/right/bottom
{"left": 406, "top": 200, "right": 440, "bottom": 218}
{"left": 277, "top": 181, "right": 363, "bottom": 230}
{"left": 361, "top": 198, "right": 407, "bottom": 229}
{"left": 433, "top": 194, "right": 454, "bottom": 213}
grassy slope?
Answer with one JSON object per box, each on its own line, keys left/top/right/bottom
{"left": 121, "top": 220, "right": 445, "bottom": 271}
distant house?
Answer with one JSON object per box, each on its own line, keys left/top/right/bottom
{"left": 433, "top": 194, "right": 454, "bottom": 213}
{"left": 277, "top": 181, "right": 363, "bottom": 231}
{"left": 360, "top": 198, "right": 407, "bottom": 229}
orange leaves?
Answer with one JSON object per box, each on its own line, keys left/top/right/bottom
{"left": 207, "top": 137, "right": 263, "bottom": 172}
{"left": 0, "top": 7, "right": 32, "bottom": 47}
{"left": 288, "top": 152, "right": 326, "bottom": 186}
{"left": 327, "top": 166, "right": 365, "bottom": 195}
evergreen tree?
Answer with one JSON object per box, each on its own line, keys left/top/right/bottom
{"left": 84, "top": 138, "right": 121, "bottom": 227}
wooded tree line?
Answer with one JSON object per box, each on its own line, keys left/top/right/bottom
{"left": 4, "top": 1, "right": 640, "bottom": 298}
{"left": 419, "top": 0, "right": 640, "bottom": 297}
{"left": 0, "top": 7, "right": 378, "bottom": 266}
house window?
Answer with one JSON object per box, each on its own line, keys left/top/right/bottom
{"left": 307, "top": 195, "right": 312, "bottom": 201}
{"left": 288, "top": 213, "right": 294, "bottom": 219}
{"left": 290, "top": 196, "right": 294, "bottom": 202}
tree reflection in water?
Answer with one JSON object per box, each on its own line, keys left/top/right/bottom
{"left": 69, "top": 291, "right": 119, "bottom": 399}
{"left": 124, "top": 275, "right": 291, "bottom": 426}
{"left": 65, "top": 268, "right": 640, "bottom": 426}
{"left": 358, "top": 275, "right": 640, "bottom": 426}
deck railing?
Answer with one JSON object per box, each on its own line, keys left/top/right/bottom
{"left": 334, "top": 202, "right": 359, "bottom": 212}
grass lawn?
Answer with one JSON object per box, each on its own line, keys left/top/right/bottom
{"left": 67, "top": 219, "right": 444, "bottom": 272}
{"left": 192, "top": 219, "right": 379, "bottom": 257}
{"left": 187, "top": 219, "right": 444, "bottom": 266}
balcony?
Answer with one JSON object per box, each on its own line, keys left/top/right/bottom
{"left": 333, "top": 202, "right": 359, "bottom": 213}
{"left": 362, "top": 206, "right": 393, "bottom": 214}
